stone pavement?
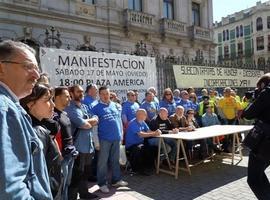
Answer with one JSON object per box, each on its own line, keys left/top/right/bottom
{"left": 87, "top": 149, "right": 270, "bottom": 200}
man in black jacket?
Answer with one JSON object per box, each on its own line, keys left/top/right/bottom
{"left": 242, "top": 73, "right": 270, "bottom": 200}
{"left": 53, "top": 86, "right": 80, "bottom": 200}
{"left": 147, "top": 108, "right": 178, "bottom": 162}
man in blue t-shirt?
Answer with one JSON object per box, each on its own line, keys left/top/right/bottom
{"left": 125, "top": 109, "right": 160, "bottom": 175}
{"left": 122, "top": 90, "right": 140, "bottom": 127}
{"left": 92, "top": 86, "right": 128, "bottom": 193}
{"left": 140, "top": 91, "right": 159, "bottom": 124}
{"left": 82, "top": 84, "right": 98, "bottom": 113}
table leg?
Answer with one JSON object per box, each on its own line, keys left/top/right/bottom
{"left": 175, "top": 139, "right": 180, "bottom": 179}
{"left": 235, "top": 133, "right": 243, "bottom": 160}
{"left": 156, "top": 137, "right": 161, "bottom": 174}
{"left": 231, "top": 133, "right": 236, "bottom": 165}
{"left": 161, "top": 139, "right": 171, "bottom": 170}
{"left": 180, "top": 139, "right": 191, "bottom": 175}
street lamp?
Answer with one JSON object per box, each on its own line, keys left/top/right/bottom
{"left": 44, "top": 26, "right": 62, "bottom": 48}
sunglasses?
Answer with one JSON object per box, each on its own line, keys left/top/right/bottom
{"left": 187, "top": 112, "right": 195, "bottom": 115}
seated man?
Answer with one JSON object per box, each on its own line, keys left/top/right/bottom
{"left": 148, "top": 108, "right": 178, "bottom": 163}
{"left": 201, "top": 105, "right": 221, "bottom": 152}
{"left": 125, "top": 109, "right": 161, "bottom": 175}
{"left": 169, "top": 106, "right": 192, "bottom": 131}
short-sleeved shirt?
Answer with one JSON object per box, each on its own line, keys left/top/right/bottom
{"left": 218, "top": 96, "right": 240, "bottom": 120}
{"left": 92, "top": 101, "right": 122, "bottom": 141}
{"left": 125, "top": 119, "right": 150, "bottom": 148}
{"left": 177, "top": 99, "right": 193, "bottom": 113}
{"left": 82, "top": 95, "right": 98, "bottom": 113}
{"left": 140, "top": 101, "right": 159, "bottom": 121}
{"left": 159, "top": 99, "right": 176, "bottom": 116}
{"left": 65, "top": 101, "right": 94, "bottom": 153}
{"left": 121, "top": 101, "right": 140, "bottom": 123}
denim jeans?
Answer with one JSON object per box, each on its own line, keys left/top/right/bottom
{"left": 247, "top": 152, "right": 270, "bottom": 200}
{"left": 97, "top": 140, "right": 121, "bottom": 186}
{"left": 61, "top": 155, "right": 75, "bottom": 200}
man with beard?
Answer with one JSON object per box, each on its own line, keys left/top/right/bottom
{"left": 65, "top": 85, "right": 98, "bottom": 200}
{"left": 0, "top": 40, "right": 52, "bottom": 199}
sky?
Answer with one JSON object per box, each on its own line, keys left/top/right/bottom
{"left": 213, "top": 0, "right": 269, "bottom": 22}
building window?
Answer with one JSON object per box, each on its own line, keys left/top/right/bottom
{"left": 256, "top": 36, "right": 264, "bottom": 50}
{"left": 192, "top": 2, "right": 200, "bottom": 26}
{"left": 267, "top": 16, "right": 270, "bottom": 29}
{"left": 240, "top": 25, "right": 243, "bottom": 37}
{"left": 256, "top": 17, "right": 263, "bottom": 31}
{"left": 82, "top": 0, "right": 95, "bottom": 4}
{"left": 226, "top": 29, "right": 229, "bottom": 40}
{"left": 223, "top": 30, "right": 226, "bottom": 41}
{"left": 236, "top": 26, "right": 239, "bottom": 38}
{"left": 163, "top": 0, "right": 174, "bottom": 19}
{"left": 237, "top": 43, "right": 243, "bottom": 56}
{"left": 218, "top": 33, "right": 222, "bottom": 43}
{"left": 128, "top": 0, "right": 142, "bottom": 11}
{"left": 224, "top": 46, "right": 229, "bottom": 59}
{"left": 244, "top": 25, "right": 251, "bottom": 36}
{"left": 230, "top": 29, "right": 235, "bottom": 40}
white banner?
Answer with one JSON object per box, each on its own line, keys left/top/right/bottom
{"left": 40, "top": 48, "right": 157, "bottom": 101}
{"left": 173, "top": 65, "right": 264, "bottom": 88}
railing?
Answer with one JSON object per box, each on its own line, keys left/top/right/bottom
{"left": 160, "top": 18, "right": 187, "bottom": 36}
{"left": 124, "top": 9, "right": 155, "bottom": 31}
{"left": 189, "top": 25, "right": 212, "bottom": 41}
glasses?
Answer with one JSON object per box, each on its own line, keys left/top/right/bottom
{"left": 187, "top": 112, "right": 194, "bottom": 115}
{"left": 165, "top": 93, "right": 172, "bottom": 96}
{"left": 1, "top": 60, "right": 40, "bottom": 73}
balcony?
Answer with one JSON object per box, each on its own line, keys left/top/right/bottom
{"left": 124, "top": 9, "right": 156, "bottom": 33}
{"left": 160, "top": 18, "right": 187, "bottom": 38}
{"left": 188, "top": 26, "right": 212, "bottom": 41}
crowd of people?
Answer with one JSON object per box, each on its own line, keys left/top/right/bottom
{"left": 0, "top": 40, "right": 269, "bottom": 200}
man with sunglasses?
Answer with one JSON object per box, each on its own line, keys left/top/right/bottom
{"left": 0, "top": 40, "right": 52, "bottom": 199}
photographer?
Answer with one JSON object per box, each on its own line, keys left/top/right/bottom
{"left": 242, "top": 73, "right": 270, "bottom": 200}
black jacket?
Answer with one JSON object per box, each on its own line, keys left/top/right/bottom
{"left": 242, "top": 86, "right": 270, "bottom": 124}
{"left": 30, "top": 115, "right": 61, "bottom": 198}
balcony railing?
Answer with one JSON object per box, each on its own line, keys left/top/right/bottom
{"left": 124, "top": 9, "right": 155, "bottom": 32}
{"left": 160, "top": 18, "right": 187, "bottom": 37}
{"left": 189, "top": 25, "right": 212, "bottom": 41}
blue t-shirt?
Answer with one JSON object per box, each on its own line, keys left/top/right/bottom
{"left": 121, "top": 101, "right": 139, "bottom": 123}
{"left": 174, "top": 97, "right": 181, "bottom": 105}
{"left": 65, "top": 101, "right": 94, "bottom": 153}
{"left": 82, "top": 95, "right": 98, "bottom": 113}
{"left": 125, "top": 119, "right": 150, "bottom": 148}
{"left": 177, "top": 99, "right": 193, "bottom": 113}
{"left": 92, "top": 101, "right": 122, "bottom": 141}
{"left": 140, "top": 101, "right": 159, "bottom": 120}
{"left": 191, "top": 102, "right": 199, "bottom": 113}
{"left": 159, "top": 99, "right": 176, "bottom": 116}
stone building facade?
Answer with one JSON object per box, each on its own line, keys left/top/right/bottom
{"left": 0, "top": 0, "right": 214, "bottom": 62}
{"left": 214, "top": 0, "right": 270, "bottom": 70}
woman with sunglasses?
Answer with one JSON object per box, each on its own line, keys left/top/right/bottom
{"left": 185, "top": 109, "right": 207, "bottom": 160}
{"left": 159, "top": 88, "right": 176, "bottom": 116}
{"left": 20, "top": 84, "right": 62, "bottom": 199}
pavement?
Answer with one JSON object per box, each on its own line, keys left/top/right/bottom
{"left": 86, "top": 149, "right": 270, "bottom": 200}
